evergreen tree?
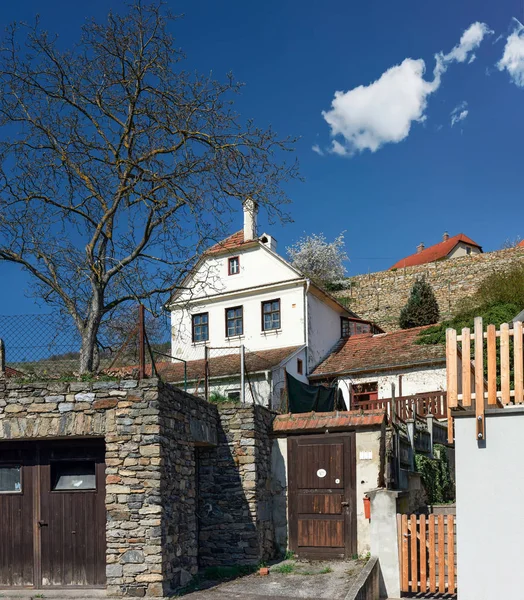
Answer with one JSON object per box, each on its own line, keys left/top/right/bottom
{"left": 399, "top": 277, "right": 440, "bottom": 329}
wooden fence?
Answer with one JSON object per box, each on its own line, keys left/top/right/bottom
{"left": 355, "top": 391, "right": 448, "bottom": 422}
{"left": 446, "top": 317, "right": 524, "bottom": 441}
{"left": 398, "top": 513, "right": 457, "bottom": 596}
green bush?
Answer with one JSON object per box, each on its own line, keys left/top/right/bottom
{"left": 415, "top": 445, "right": 455, "bottom": 504}
{"left": 399, "top": 277, "right": 440, "bottom": 329}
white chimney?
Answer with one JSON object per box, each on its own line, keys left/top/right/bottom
{"left": 417, "top": 242, "right": 425, "bottom": 253}
{"left": 243, "top": 198, "right": 258, "bottom": 241}
{"left": 443, "top": 231, "right": 450, "bottom": 242}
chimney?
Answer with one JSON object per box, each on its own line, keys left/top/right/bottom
{"left": 243, "top": 198, "right": 258, "bottom": 241}
{"left": 417, "top": 242, "right": 425, "bottom": 254}
{"left": 443, "top": 231, "right": 449, "bottom": 242}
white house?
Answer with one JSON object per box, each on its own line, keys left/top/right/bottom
{"left": 165, "top": 200, "right": 377, "bottom": 408}
{"left": 309, "top": 326, "right": 447, "bottom": 414}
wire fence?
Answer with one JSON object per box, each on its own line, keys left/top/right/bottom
{"left": 0, "top": 308, "right": 290, "bottom": 410}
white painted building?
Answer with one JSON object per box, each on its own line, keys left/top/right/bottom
{"left": 166, "top": 200, "right": 376, "bottom": 408}
{"left": 310, "top": 326, "right": 446, "bottom": 411}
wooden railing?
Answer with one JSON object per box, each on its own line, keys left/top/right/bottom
{"left": 446, "top": 318, "right": 524, "bottom": 441}
{"left": 398, "top": 513, "right": 457, "bottom": 596}
{"left": 354, "top": 391, "right": 448, "bottom": 421}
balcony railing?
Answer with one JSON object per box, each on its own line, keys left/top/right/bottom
{"left": 354, "top": 390, "right": 448, "bottom": 422}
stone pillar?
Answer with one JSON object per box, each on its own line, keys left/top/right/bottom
{"left": 368, "top": 488, "right": 404, "bottom": 599}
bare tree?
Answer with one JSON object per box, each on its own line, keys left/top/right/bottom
{"left": 287, "top": 232, "right": 348, "bottom": 288}
{"left": 500, "top": 236, "right": 523, "bottom": 249}
{"left": 0, "top": 2, "right": 298, "bottom": 373}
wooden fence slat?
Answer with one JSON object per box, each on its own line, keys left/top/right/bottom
{"left": 438, "top": 515, "right": 446, "bottom": 594}
{"left": 446, "top": 329, "right": 458, "bottom": 407}
{"left": 514, "top": 321, "right": 523, "bottom": 405}
{"left": 487, "top": 324, "right": 497, "bottom": 405}
{"left": 447, "top": 514, "right": 455, "bottom": 594}
{"left": 475, "top": 317, "right": 485, "bottom": 440}
{"left": 401, "top": 514, "right": 409, "bottom": 592}
{"left": 429, "top": 514, "right": 436, "bottom": 593}
{"left": 410, "top": 515, "right": 418, "bottom": 593}
{"left": 501, "top": 322, "right": 510, "bottom": 404}
{"left": 419, "top": 514, "right": 427, "bottom": 594}
{"left": 462, "top": 327, "right": 471, "bottom": 406}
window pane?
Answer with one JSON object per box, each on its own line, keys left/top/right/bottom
{"left": 272, "top": 301, "right": 279, "bottom": 311}
{"left": 52, "top": 461, "right": 96, "bottom": 491}
{"left": 0, "top": 466, "right": 21, "bottom": 493}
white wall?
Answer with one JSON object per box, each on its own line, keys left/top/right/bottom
{"left": 455, "top": 409, "right": 524, "bottom": 600}
{"left": 337, "top": 365, "right": 447, "bottom": 409}
{"left": 270, "top": 347, "right": 308, "bottom": 411}
{"left": 448, "top": 242, "right": 481, "bottom": 259}
{"left": 355, "top": 430, "right": 383, "bottom": 555}
{"left": 307, "top": 293, "right": 347, "bottom": 371}
{"left": 171, "top": 282, "right": 306, "bottom": 361}
{"left": 181, "top": 373, "right": 271, "bottom": 406}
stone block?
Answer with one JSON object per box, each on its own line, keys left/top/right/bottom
{"left": 75, "top": 392, "right": 95, "bottom": 402}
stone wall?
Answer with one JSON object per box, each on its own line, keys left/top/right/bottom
{"left": 0, "top": 376, "right": 277, "bottom": 596}
{"left": 197, "top": 403, "right": 276, "bottom": 566}
{"left": 336, "top": 247, "right": 524, "bottom": 331}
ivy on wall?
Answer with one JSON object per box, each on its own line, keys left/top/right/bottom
{"left": 414, "top": 444, "right": 455, "bottom": 505}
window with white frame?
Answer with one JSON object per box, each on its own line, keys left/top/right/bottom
{"left": 228, "top": 256, "right": 240, "bottom": 275}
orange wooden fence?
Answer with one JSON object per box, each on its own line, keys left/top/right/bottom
{"left": 398, "top": 513, "right": 457, "bottom": 596}
{"left": 446, "top": 317, "right": 524, "bottom": 442}
{"left": 354, "top": 391, "right": 448, "bottom": 421}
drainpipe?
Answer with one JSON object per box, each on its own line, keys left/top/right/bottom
{"left": 303, "top": 279, "right": 310, "bottom": 374}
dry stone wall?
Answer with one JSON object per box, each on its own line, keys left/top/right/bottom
{"left": 197, "top": 404, "right": 276, "bottom": 566}
{"left": 337, "top": 247, "right": 524, "bottom": 331}
{"left": 0, "top": 376, "right": 276, "bottom": 597}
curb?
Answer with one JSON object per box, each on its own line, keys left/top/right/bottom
{"left": 344, "top": 556, "right": 380, "bottom": 600}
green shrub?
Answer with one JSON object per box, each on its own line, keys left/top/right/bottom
{"left": 399, "top": 277, "right": 440, "bottom": 329}
{"left": 415, "top": 444, "right": 455, "bottom": 504}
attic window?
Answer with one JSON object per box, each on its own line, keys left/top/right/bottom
{"left": 466, "top": 247, "right": 472, "bottom": 255}
{"left": 228, "top": 256, "right": 240, "bottom": 275}
{"left": 297, "top": 358, "right": 303, "bottom": 375}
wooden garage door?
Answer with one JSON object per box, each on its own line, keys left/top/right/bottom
{"left": 0, "top": 440, "right": 106, "bottom": 589}
{"left": 288, "top": 434, "right": 356, "bottom": 559}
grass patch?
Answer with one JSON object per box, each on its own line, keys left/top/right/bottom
{"left": 319, "top": 567, "right": 333, "bottom": 574}
{"left": 272, "top": 562, "right": 295, "bottom": 574}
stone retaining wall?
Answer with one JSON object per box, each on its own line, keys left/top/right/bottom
{"left": 0, "top": 376, "right": 276, "bottom": 597}
{"left": 197, "top": 403, "right": 276, "bottom": 566}
{"left": 336, "top": 247, "right": 524, "bottom": 331}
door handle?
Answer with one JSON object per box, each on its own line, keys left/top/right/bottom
{"left": 38, "top": 520, "right": 48, "bottom": 527}
{"left": 341, "top": 502, "right": 349, "bottom": 507}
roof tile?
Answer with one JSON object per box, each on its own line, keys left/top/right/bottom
{"left": 390, "top": 233, "right": 482, "bottom": 269}
{"left": 206, "top": 231, "right": 257, "bottom": 255}
{"left": 273, "top": 410, "right": 386, "bottom": 433}
{"left": 310, "top": 326, "right": 445, "bottom": 378}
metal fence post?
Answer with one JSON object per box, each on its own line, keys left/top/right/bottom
{"left": 204, "top": 345, "right": 209, "bottom": 401}
{"left": 0, "top": 338, "right": 5, "bottom": 376}
{"left": 240, "top": 344, "right": 245, "bottom": 404}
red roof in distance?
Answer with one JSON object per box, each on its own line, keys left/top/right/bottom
{"left": 390, "top": 233, "right": 482, "bottom": 270}
{"left": 206, "top": 230, "right": 256, "bottom": 255}
{"left": 518, "top": 239, "right": 524, "bottom": 248}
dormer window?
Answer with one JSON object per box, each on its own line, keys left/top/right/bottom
{"left": 228, "top": 256, "right": 240, "bottom": 275}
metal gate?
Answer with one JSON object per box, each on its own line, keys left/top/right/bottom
{"left": 398, "top": 513, "right": 457, "bottom": 596}
{"left": 288, "top": 433, "right": 356, "bottom": 559}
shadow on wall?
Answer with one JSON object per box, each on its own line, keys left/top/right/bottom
{"left": 196, "top": 406, "right": 278, "bottom": 569}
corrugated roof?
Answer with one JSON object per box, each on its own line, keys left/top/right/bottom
{"left": 273, "top": 410, "right": 386, "bottom": 433}
{"left": 390, "top": 233, "right": 482, "bottom": 270}
{"left": 109, "top": 345, "right": 302, "bottom": 382}
{"left": 310, "top": 326, "right": 445, "bottom": 379}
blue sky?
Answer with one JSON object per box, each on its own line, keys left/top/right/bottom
{"left": 1, "top": 0, "right": 524, "bottom": 314}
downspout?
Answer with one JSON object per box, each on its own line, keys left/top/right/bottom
{"left": 304, "top": 279, "right": 310, "bottom": 375}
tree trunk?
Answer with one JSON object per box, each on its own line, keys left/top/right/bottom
{"left": 78, "top": 297, "right": 103, "bottom": 375}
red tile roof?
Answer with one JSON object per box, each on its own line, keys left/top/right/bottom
{"left": 273, "top": 410, "right": 386, "bottom": 433}
{"left": 390, "top": 233, "right": 482, "bottom": 270}
{"left": 5, "top": 366, "right": 25, "bottom": 378}
{"left": 519, "top": 240, "right": 524, "bottom": 248}
{"left": 206, "top": 231, "right": 258, "bottom": 255}
{"left": 108, "top": 345, "right": 302, "bottom": 382}
{"left": 310, "top": 326, "right": 445, "bottom": 379}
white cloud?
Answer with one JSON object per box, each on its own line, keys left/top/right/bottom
{"left": 497, "top": 19, "right": 524, "bottom": 87}
{"left": 321, "top": 22, "right": 491, "bottom": 155}
{"left": 450, "top": 101, "right": 469, "bottom": 126}
{"left": 312, "top": 144, "right": 324, "bottom": 156}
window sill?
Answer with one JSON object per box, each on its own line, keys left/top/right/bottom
{"left": 225, "top": 335, "right": 245, "bottom": 341}
{"left": 192, "top": 341, "right": 209, "bottom": 347}
{"left": 262, "top": 329, "right": 282, "bottom": 336}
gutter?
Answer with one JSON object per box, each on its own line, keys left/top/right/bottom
{"left": 308, "top": 357, "right": 446, "bottom": 381}
{"left": 304, "top": 279, "right": 310, "bottom": 373}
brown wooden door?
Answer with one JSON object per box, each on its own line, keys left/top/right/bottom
{"left": 288, "top": 434, "right": 356, "bottom": 559}
{"left": 0, "top": 440, "right": 106, "bottom": 589}
{"left": 0, "top": 444, "right": 35, "bottom": 586}
{"left": 40, "top": 440, "right": 106, "bottom": 587}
